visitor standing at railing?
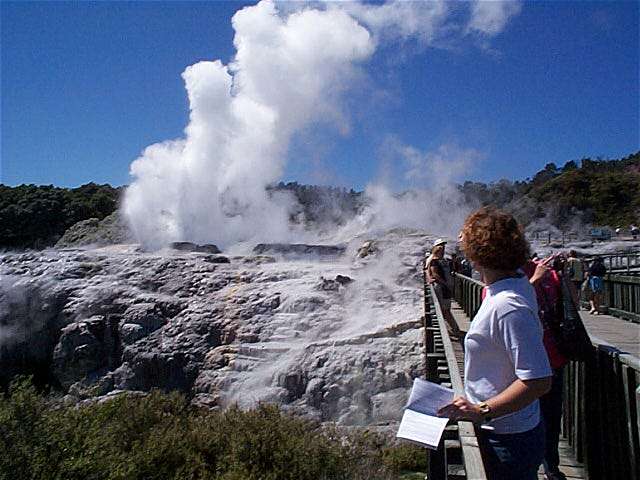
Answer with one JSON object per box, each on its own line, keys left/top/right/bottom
{"left": 425, "top": 238, "right": 463, "bottom": 338}
{"left": 438, "top": 207, "right": 552, "bottom": 480}
{"left": 586, "top": 257, "right": 606, "bottom": 315}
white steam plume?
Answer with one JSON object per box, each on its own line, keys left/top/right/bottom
{"left": 125, "top": 1, "right": 373, "bottom": 249}
{"left": 334, "top": 140, "right": 483, "bottom": 240}
{"left": 124, "top": 0, "right": 520, "bottom": 249}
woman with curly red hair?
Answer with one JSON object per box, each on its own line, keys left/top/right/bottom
{"left": 438, "top": 207, "right": 552, "bottom": 480}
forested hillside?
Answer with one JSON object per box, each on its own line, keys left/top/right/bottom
{"left": 528, "top": 153, "right": 640, "bottom": 227}
{"left": 0, "top": 183, "right": 122, "bottom": 249}
{"left": 459, "top": 151, "right": 640, "bottom": 229}
{"left": 1, "top": 152, "right": 638, "bottom": 249}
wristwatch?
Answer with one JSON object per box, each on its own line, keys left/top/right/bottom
{"left": 478, "top": 402, "right": 493, "bottom": 422}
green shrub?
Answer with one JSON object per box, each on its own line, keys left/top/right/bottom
{"left": 0, "top": 377, "right": 425, "bottom": 480}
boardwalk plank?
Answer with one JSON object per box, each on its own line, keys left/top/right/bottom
{"left": 580, "top": 309, "right": 640, "bottom": 356}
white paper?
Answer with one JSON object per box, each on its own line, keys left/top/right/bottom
{"left": 396, "top": 378, "right": 455, "bottom": 449}
{"left": 396, "top": 409, "right": 450, "bottom": 449}
{"left": 406, "top": 378, "right": 454, "bottom": 416}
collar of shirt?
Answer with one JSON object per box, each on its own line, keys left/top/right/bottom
{"left": 485, "top": 273, "right": 525, "bottom": 297}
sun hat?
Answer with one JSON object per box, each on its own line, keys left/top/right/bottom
{"left": 433, "top": 238, "right": 447, "bottom": 248}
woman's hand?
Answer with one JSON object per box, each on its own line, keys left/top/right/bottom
{"left": 529, "top": 255, "right": 554, "bottom": 285}
{"left": 437, "top": 396, "right": 484, "bottom": 423}
{"left": 439, "top": 378, "right": 552, "bottom": 426}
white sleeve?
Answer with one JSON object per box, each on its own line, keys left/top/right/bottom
{"left": 500, "top": 309, "right": 552, "bottom": 380}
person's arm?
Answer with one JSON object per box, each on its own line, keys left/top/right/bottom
{"left": 528, "top": 256, "right": 553, "bottom": 285}
{"left": 438, "top": 377, "right": 551, "bottom": 423}
{"left": 439, "top": 308, "right": 552, "bottom": 423}
{"left": 424, "top": 259, "right": 432, "bottom": 282}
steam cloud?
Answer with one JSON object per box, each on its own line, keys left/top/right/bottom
{"left": 124, "top": 0, "right": 521, "bottom": 249}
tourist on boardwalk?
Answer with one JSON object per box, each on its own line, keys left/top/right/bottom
{"left": 564, "top": 250, "right": 584, "bottom": 307}
{"left": 438, "top": 207, "right": 552, "bottom": 480}
{"left": 425, "top": 239, "right": 462, "bottom": 337}
{"left": 587, "top": 257, "right": 606, "bottom": 315}
{"left": 524, "top": 254, "right": 570, "bottom": 480}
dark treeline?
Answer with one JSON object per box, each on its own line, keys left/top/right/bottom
{"left": 2, "top": 152, "right": 638, "bottom": 249}
{"left": 0, "top": 183, "right": 122, "bottom": 249}
{"left": 459, "top": 151, "right": 640, "bottom": 228}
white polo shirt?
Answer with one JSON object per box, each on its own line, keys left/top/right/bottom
{"left": 464, "top": 275, "right": 551, "bottom": 434}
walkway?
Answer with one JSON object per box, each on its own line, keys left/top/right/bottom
{"left": 579, "top": 309, "right": 640, "bottom": 356}
{"left": 452, "top": 303, "right": 640, "bottom": 358}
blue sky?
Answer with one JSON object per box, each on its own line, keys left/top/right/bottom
{"left": 2, "top": 1, "right": 638, "bottom": 189}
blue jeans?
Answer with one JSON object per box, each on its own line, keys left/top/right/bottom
{"left": 540, "top": 368, "right": 564, "bottom": 474}
{"left": 478, "top": 421, "right": 545, "bottom": 480}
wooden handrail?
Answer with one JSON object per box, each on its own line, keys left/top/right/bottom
{"left": 452, "top": 272, "right": 484, "bottom": 319}
{"left": 585, "top": 252, "right": 640, "bottom": 275}
{"left": 602, "top": 274, "right": 640, "bottom": 323}
{"left": 421, "top": 265, "right": 488, "bottom": 480}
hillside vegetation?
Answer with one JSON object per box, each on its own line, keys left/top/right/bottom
{"left": 460, "top": 151, "right": 640, "bottom": 229}
{"left": 0, "top": 183, "right": 121, "bottom": 249}
{"left": 1, "top": 152, "right": 638, "bottom": 249}
{"left": 0, "top": 378, "right": 425, "bottom": 480}
{"left": 528, "top": 154, "right": 640, "bottom": 227}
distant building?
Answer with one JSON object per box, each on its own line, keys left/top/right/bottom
{"left": 589, "top": 228, "right": 612, "bottom": 241}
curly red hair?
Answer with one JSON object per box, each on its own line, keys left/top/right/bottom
{"left": 461, "top": 207, "right": 530, "bottom": 271}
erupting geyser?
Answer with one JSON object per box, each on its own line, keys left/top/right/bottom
{"left": 123, "top": 0, "right": 521, "bottom": 250}
{"left": 124, "top": 1, "right": 374, "bottom": 249}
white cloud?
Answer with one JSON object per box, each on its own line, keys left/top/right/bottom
{"left": 467, "top": 0, "right": 523, "bottom": 36}
{"left": 402, "top": 143, "right": 483, "bottom": 186}
{"left": 335, "top": 0, "right": 451, "bottom": 44}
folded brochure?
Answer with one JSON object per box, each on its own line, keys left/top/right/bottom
{"left": 396, "top": 378, "right": 454, "bottom": 449}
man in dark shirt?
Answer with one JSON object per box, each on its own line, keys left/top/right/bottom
{"left": 587, "top": 257, "right": 606, "bottom": 314}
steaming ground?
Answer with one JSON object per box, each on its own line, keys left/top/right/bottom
{"left": 0, "top": 229, "right": 433, "bottom": 427}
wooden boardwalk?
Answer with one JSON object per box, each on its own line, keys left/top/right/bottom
{"left": 449, "top": 303, "right": 588, "bottom": 480}
{"left": 579, "top": 308, "right": 640, "bottom": 356}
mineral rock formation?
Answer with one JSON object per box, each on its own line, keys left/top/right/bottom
{"left": 0, "top": 231, "right": 432, "bottom": 426}
{"left": 55, "top": 211, "right": 132, "bottom": 248}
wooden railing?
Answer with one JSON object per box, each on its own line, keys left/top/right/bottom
{"left": 586, "top": 252, "right": 640, "bottom": 275}
{"left": 603, "top": 274, "right": 640, "bottom": 323}
{"left": 563, "top": 344, "right": 640, "bottom": 479}
{"left": 452, "top": 272, "right": 484, "bottom": 318}
{"left": 453, "top": 273, "right": 640, "bottom": 480}
{"left": 423, "top": 273, "right": 487, "bottom": 479}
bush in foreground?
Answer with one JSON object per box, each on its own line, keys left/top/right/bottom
{"left": 0, "top": 378, "right": 426, "bottom": 480}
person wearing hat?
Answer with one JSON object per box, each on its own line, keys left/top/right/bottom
{"left": 424, "top": 238, "right": 446, "bottom": 279}
{"left": 425, "top": 238, "right": 462, "bottom": 337}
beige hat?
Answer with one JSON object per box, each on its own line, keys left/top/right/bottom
{"left": 433, "top": 238, "right": 447, "bottom": 248}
